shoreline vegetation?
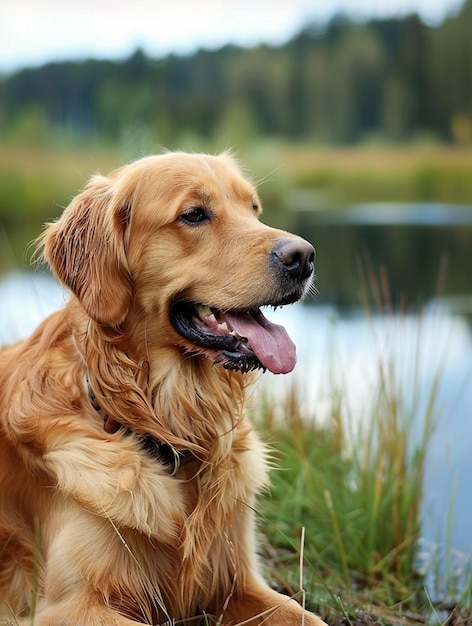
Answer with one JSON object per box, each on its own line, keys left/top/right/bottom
{"left": 253, "top": 261, "right": 470, "bottom": 626}
{"left": 1, "top": 142, "right": 472, "bottom": 272}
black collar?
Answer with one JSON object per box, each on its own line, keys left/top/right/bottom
{"left": 88, "top": 384, "right": 196, "bottom": 476}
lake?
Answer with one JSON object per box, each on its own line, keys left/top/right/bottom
{"left": 287, "top": 200, "right": 472, "bottom": 568}
{"left": 288, "top": 200, "right": 472, "bottom": 308}
{"left": 0, "top": 269, "right": 471, "bottom": 567}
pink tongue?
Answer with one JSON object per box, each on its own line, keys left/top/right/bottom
{"left": 225, "top": 310, "right": 297, "bottom": 374}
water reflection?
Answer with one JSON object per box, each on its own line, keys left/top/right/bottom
{"left": 289, "top": 202, "right": 472, "bottom": 308}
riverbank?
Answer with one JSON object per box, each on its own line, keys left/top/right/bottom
{"left": 2, "top": 142, "right": 472, "bottom": 272}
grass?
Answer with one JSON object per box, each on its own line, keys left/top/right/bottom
{"left": 0, "top": 143, "right": 120, "bottom": 272}
{"left": 252, "top": 264, "right": 471, "bottom": 625}
{"left": 266, "top": 143, "right": 472, "bottom": 206}
{"left": 256, "top": 385, "right": 435, "bottom": 624}
{"left": 2, "top": 142, "right": 472, "bottom": 272}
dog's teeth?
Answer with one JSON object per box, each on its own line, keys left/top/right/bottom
{"left": 196, "top": 304, "right": 213, "bottom": 320}
{"left": 217, "top": 322, "right": 229, "bottom": 332}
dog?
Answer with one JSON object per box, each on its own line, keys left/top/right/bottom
{"left": 0, "top": 152, "right": 326, "bottom": 626}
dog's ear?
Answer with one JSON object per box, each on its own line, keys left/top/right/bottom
{"left": 41, "top": 174, "right": 132, "bottom": 326}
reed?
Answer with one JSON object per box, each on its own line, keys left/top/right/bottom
{"left": 253, "top": 260, "right": 465, "bottom": 624}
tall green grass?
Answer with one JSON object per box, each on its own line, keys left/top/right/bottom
{"left": 256, "top": 380, "right": 437, "bottom": 623}
{"left": 254, "top": 265, "right": 470, "bottom": 625}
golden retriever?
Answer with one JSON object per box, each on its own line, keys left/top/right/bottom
{"left": 0, "top": 152, "right": 326, "bottom": 626}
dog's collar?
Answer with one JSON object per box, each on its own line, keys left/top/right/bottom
{"left": 88, "top": 384, "right": 196, "bottom": 476}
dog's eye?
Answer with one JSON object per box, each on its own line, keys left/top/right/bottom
{"left": 180, "top": 207, "right": 209, "bottom": 225}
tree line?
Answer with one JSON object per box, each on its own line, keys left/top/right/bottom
{"left": 1, "top": 0, "right": 471, "bottom": 148}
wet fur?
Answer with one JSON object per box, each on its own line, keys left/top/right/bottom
{"left": 0, "top": 153, "right": 326, "bottom": 625}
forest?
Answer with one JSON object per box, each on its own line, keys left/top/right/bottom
{"left": 1, "top": 0, "right": 472, "bottom": 150}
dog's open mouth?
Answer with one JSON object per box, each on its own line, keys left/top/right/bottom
{"left": 170, "top": 301, "right": 297, "bottom": 374}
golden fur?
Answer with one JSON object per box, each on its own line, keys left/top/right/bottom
{"left": 0, "top": 152, "right": 326, "bottom": 625}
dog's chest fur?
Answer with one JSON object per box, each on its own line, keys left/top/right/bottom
{"left": 0, "top": 329, "right": 269, "bottom": 619}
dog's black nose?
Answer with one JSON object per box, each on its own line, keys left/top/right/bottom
{"left": 271, "top": 238, "right": 315, "bottom": 281}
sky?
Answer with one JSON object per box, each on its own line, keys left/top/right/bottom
{"left": 0, "top": 0, "right": 465, "bottom": 74}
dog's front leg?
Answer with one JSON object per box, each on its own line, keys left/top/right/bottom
{"left": 42, "top": 436, "right": 185, "bottom": 538}
{"left": 18, "top": 605, "right": 146, "bottom": 626}
{"left": 220, "top": 574, "right": 328, "bottom": 626}
{"left": 20, "top": 598, "right": 148, "bottom": 626}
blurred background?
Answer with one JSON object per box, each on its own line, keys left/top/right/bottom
{"left": 1, "top": 0, "right": 472, "bottom": 303}
{"left": 0, "top": 0, "right": 471, "bottom": 579}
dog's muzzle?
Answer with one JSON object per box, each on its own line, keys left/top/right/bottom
{"left": 170, "top": 236, "right": 315, "bottom": 374}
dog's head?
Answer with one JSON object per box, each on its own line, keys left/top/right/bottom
{"left": 42, "top": 152, "right": 315, "bottom": 375}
